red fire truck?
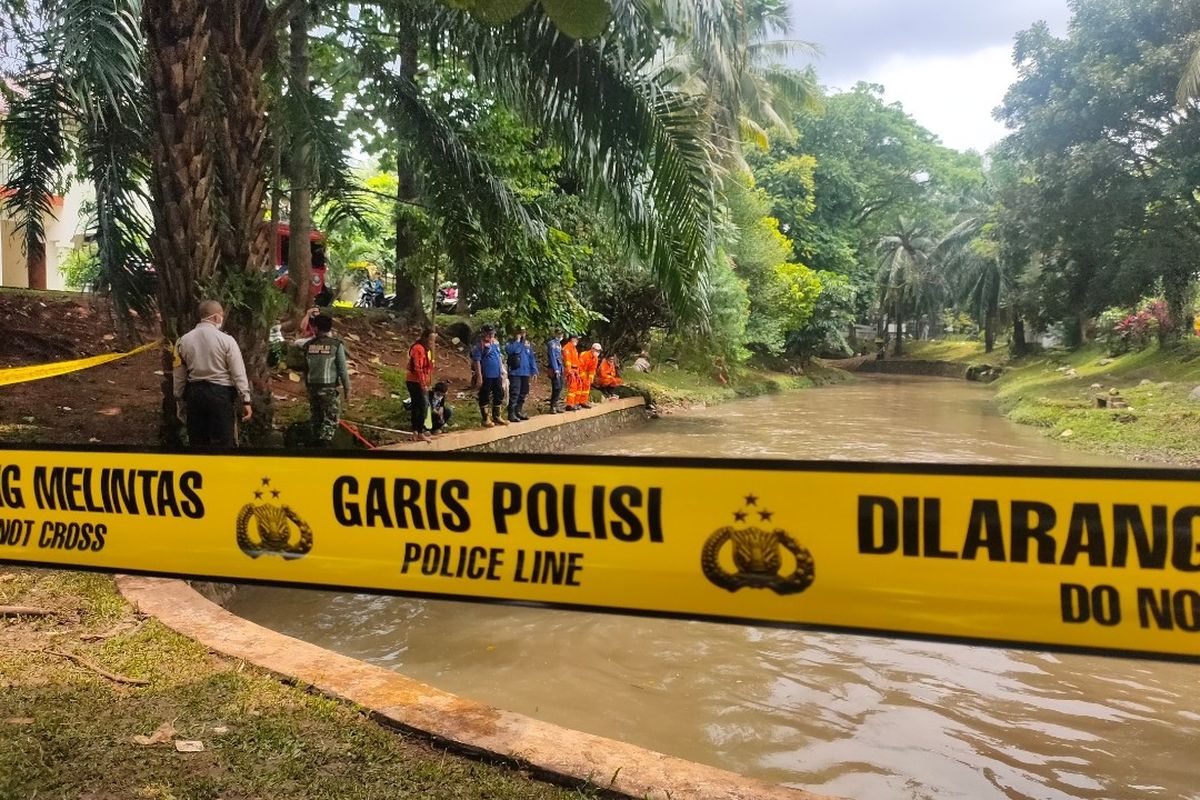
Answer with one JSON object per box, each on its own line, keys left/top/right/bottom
{"left": 272, "top": 223, "right": 331, "bottom": 306}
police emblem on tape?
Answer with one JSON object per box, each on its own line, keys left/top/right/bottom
{"left": 701, "top": 496, "right": 814, "bottom": 595}
{"left": 236, "top": 477, "right": 313, "bottom": 560}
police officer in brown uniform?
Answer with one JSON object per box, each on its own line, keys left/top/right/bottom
{"left": 173, "top": 300, "right": 252, "bottom": 447}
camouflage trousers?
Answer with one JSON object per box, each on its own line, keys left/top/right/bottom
{"left": 307, "top": 386, "right": 341, "bottom": 445}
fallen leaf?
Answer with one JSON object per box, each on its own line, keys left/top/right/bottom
{"left": 0, "top": 574, "right": 15, "bottom": 582}
{"left": 369, "top": 356, "right": 383, "bottom": 365}
{"left": 272, "top": 394, "right": 288, "bottom": 401}
{"left": 102, "top": 334, "right": 115, "bottom": 342}
{"left": 132, "top": 721, "right": 176, "bottom": 746}
{"left": 288, "top": 372, "right": 301, "bottom": 383}
{"left": 347, "top": 333, "right": 361, "bottom": 342}
{"left": 4, "top": 717, "right": 34, "bottom": 725}
{"left": 211, "top": 726, "right": 229, "bottom": 735}
{"left": 97, "top": 408, "right": 122, "bottom": 416}
{"left": 153, "top": 370, "right": 164, "bottom": 376}
{"left": 174, "top": 740, "right": 204, "bottom": 753}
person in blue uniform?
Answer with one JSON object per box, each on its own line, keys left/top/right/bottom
{"left": 470, "top": 325, "right": 508, "bottom": 428}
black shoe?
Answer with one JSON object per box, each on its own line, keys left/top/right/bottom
{"left": 517, "top": 412, "right": 530, "bottom": 421}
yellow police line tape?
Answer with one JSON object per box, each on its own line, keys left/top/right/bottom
{"left": 0, "top": 446, "right": 1197, "bottom": 663}
{"left": 0, "top": 341, "right": 162, "bottom": 387}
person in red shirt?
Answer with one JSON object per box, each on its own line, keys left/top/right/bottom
{"left": 406, "top": 328, "right": 434, "bottom": 441}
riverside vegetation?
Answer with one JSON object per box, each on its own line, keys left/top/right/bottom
{"left": 906, "top": 340, "right": 1200, "bottom": 465}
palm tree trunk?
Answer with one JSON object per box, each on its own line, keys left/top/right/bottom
{"left": 25, "top": 238, "right": 46, "bottom": 290}
{"left": 984, "top": 298, "right": 997, "bottom": 354}
{"left": 286, "top": 2, "right": 313, "bottom": 322}
{"left": 1012, "top": 311, "right": 1027, "bottom": 356}
{"left": 390, "top": 30, "right": 427, "bottom": 323}
{"left": 142, "top": 0, "right": 220, "bottom": 445}
{"left": 892, "top": 299, "right": 904, "bottom": 356}
{"left": 207, "top": 0, "right": 276, "bottom": 444}
{"left": 392, "top": 166, "right": 425, "bottom": 321}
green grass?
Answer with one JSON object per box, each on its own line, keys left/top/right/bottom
{"left": 902, "top": 338, "right": 1009, "bottom": 364}
{"left": 992, "top": 340, "right": 1200, "bottom": 464}
{"left": 0, "top": 568, "right": 604, "bottom": 800}
{"left": 626, "top": 365, "right": 827, "bottom": 408}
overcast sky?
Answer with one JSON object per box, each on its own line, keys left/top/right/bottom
{"left": 787, "top": 1, "right": 1072, "bottom": 152}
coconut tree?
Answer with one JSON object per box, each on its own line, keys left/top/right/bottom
{"left": 1, "top": 0, "right": 152, "bottom": 304}
{"left": 875, "top": 219, "right": 938, "bottom": 356}
{"left": 939, "top": 214, "right": 1008, "bottom": 353}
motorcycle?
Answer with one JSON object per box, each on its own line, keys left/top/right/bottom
{"left": 436, "top": 283, "right": 459, "bottom": 313}
{"left": 355, "top": 281, "right": 387, "bottom": 309}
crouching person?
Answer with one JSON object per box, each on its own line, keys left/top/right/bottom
{"left": 431, "top": 381, "right": 454, "bottom": 433}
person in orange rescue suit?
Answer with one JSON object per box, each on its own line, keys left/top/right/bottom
{"left": 561, "top": 332, "right": 583, "bottom": 412}
{"left": 576, "top": 342, "right": 601, "bottom": 409}
{"left": 595, "top": 353, "right": 623, "bottom": 398}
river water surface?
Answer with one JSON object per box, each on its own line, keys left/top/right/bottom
{"left": 230, "top": 377, "right": 1200, "bottom": 799}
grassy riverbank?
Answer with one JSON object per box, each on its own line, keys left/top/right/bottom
{"left": 0, "top": 568, "right": 599, "bottom": 800}
{"left": 905, "top": 339, "right": 1200, "bottom": 464}
{"left": 627, "top": 361, "right": 849, "bottom": 410}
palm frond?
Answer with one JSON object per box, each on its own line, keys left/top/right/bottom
{"left": 450, "top": 6, "right": 721, "bottom": 320}
{"left": 59, "top": 0, "right": 145, "bottom": 130}
{"left": 0, "top": 70, "right": 69, "bottom": 268}
{"left": 387, "top": 69, "right": 546, "bottom": 243}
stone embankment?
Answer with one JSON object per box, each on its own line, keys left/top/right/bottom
{"left": 825, "top": 355, "right": 1002, "bottom": 382}
{"left": 380, "top": 396, "right": 649, "bottom": 454}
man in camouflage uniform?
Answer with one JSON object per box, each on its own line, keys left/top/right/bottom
{"left": 302, "top": 314, "right": 350, "bottom": 446}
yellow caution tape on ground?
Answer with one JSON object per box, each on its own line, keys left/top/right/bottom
{"left": 0, "top": 341, "right": 161, "bottom": 387}
{"left": 0, "top": 447, "right": 1197, "bottom": 662}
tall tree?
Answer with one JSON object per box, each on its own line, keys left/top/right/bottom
{"left": 876, "top": 219, "right": 938, "bottom": 356}
{"left": 998, "top": 1, "right": 1200, "bottom": 337}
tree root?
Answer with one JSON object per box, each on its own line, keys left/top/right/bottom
{"left": 18, "top": 647, "right": 150, "bottom": 686}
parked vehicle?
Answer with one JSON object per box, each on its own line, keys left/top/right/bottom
{"left": 272, "top": 224, "right": 331, "bottom": 305}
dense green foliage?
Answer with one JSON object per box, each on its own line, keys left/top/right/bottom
{"left": 4, "top": 0, "right": 1200, "bottom": 393}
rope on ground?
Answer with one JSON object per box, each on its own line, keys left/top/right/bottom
{"left": 343, "top": 419, "right": 410, "bottom": 436}
{"left": 0, "top": 340, "right": 161, "bottom": 387}
{"left": 338, "top": 420, "right": 376, "bottom": 450}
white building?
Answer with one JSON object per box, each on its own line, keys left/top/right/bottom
{"left": 0, "top": 157, "right": 88, "bottom": 291}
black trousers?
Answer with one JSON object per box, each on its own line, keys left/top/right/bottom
{"left": 407, "top": 381, "right": 429, "bottom": 433}
{"left": 478, "top": 376, "right": 503, "bottom": 418}
{"left": 548, "top": 371, "right": 563, "bottom": 409}
{"left": 508, "top": 375, "right": 530, "bottom": 416}
{"left": 185, "top": 381, "right": 237, "bottom": 447}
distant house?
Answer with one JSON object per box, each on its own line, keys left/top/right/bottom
{"left": 0, "top": 157, "right": 88, "bottom": 291}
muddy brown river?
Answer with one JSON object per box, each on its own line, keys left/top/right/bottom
{"left": 230, "top": 376, "right": 1200, "bottom": 799}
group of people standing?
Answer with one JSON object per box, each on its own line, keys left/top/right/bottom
{"left": 459, "top": 325, "right": 627, "bottom": 431}
{"left": 549, "top": 331, "right": 623, "bottom": 414}
{"left": 174, "top": 299, "right": 630, "bottom": 448}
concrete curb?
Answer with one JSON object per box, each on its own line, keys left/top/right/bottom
{"left": 379, "top": 397, "right": 647, "bottom": 452}
{"left": 117, "top": 575, "right": 835, "bottom": 800}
